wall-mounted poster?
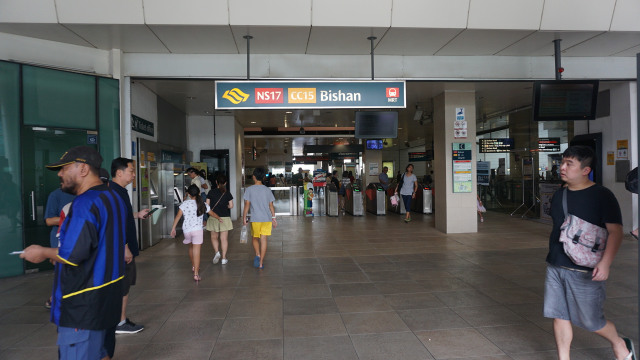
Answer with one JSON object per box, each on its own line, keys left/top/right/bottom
{"left": 452, "top": 143, "right": 472, "bottom": 193}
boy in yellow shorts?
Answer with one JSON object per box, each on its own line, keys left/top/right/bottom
{"left": 242, "top": 167, "right": 277, "bottom": 269}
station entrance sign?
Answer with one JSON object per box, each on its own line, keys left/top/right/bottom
{"left": 215, "top": 81, "right": 406, "bottom": 110}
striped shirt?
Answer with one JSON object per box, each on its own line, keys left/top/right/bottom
{"left": 51, "top": 184, "right": 127, "bottom": 330}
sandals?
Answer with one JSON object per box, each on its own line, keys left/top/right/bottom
{"left": 193, "top": 274, "right": 201, "bottom": 282}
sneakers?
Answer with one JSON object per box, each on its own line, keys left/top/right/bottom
{"left": 44, "top": 299, "right": 51, "bottom": 309}
{"left": 115, "top": 318, "right": 144, "bottom": 334}
{"left": 212, "top": 251, "right": 221, "bottom": 264}
{"left": 221, "top": 259, "right": 228, "bottom": 265}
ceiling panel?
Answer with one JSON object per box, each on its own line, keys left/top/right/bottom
{"left": 143, "top": 0, "right": 229, "bottom": 25}
{"left": 308, "top": 27, "right": 388, "bottom": 55}
{"left": 468, "top": 0, "right": 544, "bottom": 30}
{"left": 0, "top": 0, "right": 58, "bottom": 23}
{"left": 230, "top": 0, "right": 311, "bottom": 26}
{"left": 436, "top": 29, "right": 534, "bottom": 56}
{"left": 150, "top": 25, "right": 237, "bottom": 54}
{"left": 375, "top": 28, "right": 463, "bottom": 56}
{"left": 312, "top": 0, "right": 392, "bottom": 27}
{"left": 610, "top": 0, "right": 640, "bottom": 31}
{"left": 56, "top": 0, "right": 145, "bottom": 24}
{"left": 614, "top": 43, "right": 640, "bottom": 57}
{"left": 540, "top": 0, "right": 615, "bottom": 31}
{"left": 391, "top": 0, "right": 470, "bottom": 29}
{"left": 231, "top": 26, "right": 310, "bottom": 54}
{"left": 562, "top": 32, "right": 640, "bottom": 57}
{"left": 66, "top": 24, "right": 169, "bottom": 53}
{"left": 0, "top": 24, "right": 95, "bottom": 47}
{"left": 497, "top": 31, "right": 603, "bottom": 56}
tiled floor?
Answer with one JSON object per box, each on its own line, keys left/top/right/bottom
{"left": 0, "top": 212, "right": 637, "bottom": 359}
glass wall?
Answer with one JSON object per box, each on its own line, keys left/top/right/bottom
{"left": 0, "top": 61, "right": 121, "bottom": 278}
{"left": 0, "top": 62, "right": 23, "bottom": 277}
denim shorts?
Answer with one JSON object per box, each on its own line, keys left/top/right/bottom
{"left": 543, "top": 264, "right": 606, "bottom": 331}
{"left": 57, "top": 327, "right": 107, "bottom": 360}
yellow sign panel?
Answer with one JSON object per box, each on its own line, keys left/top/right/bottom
{"left": 288, "top": 88, "right": 317, "bottom": 104}
{"left": 607, "top": 151, "right": 615, "bottom": 165}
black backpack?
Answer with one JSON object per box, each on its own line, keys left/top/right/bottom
{"left": 625, "top": 167, "right": 638, "bottom": 194}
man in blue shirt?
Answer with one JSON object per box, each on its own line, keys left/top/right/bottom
{"left": 378, "top": 166, "right": 389, "bottom": 191}
{"left": 22, "top": 146, "right": 127, "bottom": 359}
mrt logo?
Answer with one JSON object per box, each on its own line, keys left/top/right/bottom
{"left": 386, "top": 88, "right": 399, "bottom": 98}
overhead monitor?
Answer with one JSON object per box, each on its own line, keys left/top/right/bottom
{"left": 366, "top": 139, "right": 383, "bottom": 150}
{"left": 479, "top": 138, "right": 514, "bottom": 153}
{"left": 533, "top": 80, "right": 599, "bottom": 121}
{"left": 354, "top": 111, "right": 398, "bottom": 139}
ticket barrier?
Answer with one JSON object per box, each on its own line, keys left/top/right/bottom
{"left": 345, "top": 183, "right": 364, "bottom": 216}
{"left": 387, "top": 183, "right": 406, "bottom": 215}
{"left": 411, "top": 184, "right": 433, "bottom": 214}
{"left": 366, "top": 183, "right": 386, "bottom": 215}
{"left": 326, "top": 183, "right": 339, "bottom": 217}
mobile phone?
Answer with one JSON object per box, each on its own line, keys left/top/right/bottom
{"left": 9, "top": 251, "right": 24, "bottom": 255}
{"left": 144, "top": 208, "right": 160, "bottom": 218}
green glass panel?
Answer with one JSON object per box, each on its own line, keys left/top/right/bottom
{"left": 0, "top": 62, "right": 23, "bottom": 277}
{"left": 99, "top": 77, "right": 121, "bottom": 169}
{"left": 23, "top": 65, "right": 96, "bottom": 130}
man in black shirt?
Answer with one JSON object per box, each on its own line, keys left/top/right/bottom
{"left": 543, "top": 146, "right": 633, "bottom": 360}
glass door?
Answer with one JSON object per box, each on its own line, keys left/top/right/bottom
{"left": 22, "top": 126, "right": 97, "bottom": 271}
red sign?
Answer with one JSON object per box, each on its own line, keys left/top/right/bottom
{"left": 386, "top": 87, "right": 399, "bottom": 98}
{"left": 255, "top": 88, "right": 284, "bottom": 104}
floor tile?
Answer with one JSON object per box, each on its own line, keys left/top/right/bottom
{"left": 284, "top": 335, "right": 358, "bottom": 360}
{"left": 334, "top": 295, "right": 393, "bottom": 313}
{"left": 341, "top": 311, "right": 410, "bottom": 334}
{"left": 284, "top": 314, "right": 347, "bottom": 337}
{"left": 282, "top": 284, "right": 331, "bottom": 299}
{"left": 283, "top": 298, "right": 338, "bottom": 315}
{"left": 351, "top": 332, "right": 434, "bottom": 360}
{"left": 150, "top": 318, "right": 224, "bottom": 343}
{"left": 211, "top": 339, "right": 283, "bottom": 360}
{"left": 218, "top": 317, "right": 283, "bottom": 341}
{"left": 415, "top": 328, "right": 504, "bottom": 359}
{"left": 398, "top": 308, "right": 471, "bottom": 331}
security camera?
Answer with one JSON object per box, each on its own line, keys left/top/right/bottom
{"left": 300, "top": 127, "right": 305, "bottom": 135}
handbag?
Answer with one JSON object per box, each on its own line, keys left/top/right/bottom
{"left": 625, "top": 167, "right": 638, "bottom": 194}
{"left": 559, "top": 188, "right": 608, "bottom": 268}
{"left": 396, "top": 174, "right": 405, "bottom": 194}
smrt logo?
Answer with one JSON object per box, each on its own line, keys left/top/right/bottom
{"left": 386, "top": 88, "right": 399, "bottom": 98}
{"left": 222, "top": 88, "right": 250, "bottom": 104}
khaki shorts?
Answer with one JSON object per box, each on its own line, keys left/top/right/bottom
{"left": 206, "top": 217, "right": 233, "bottom": 232}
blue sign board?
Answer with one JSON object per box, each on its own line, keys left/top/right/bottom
{"left": 215, "top": 81, "right": 406, "bottom": 110}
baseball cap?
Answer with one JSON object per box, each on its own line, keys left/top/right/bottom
{"left": 46, "top": 146, "right": 103, "bottom": 170}
{"left": 99, "top": 168, "right": 110, "bottom": 182}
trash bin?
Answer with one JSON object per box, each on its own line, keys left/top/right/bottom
{"left": 423, "top": 187, "right": 433, "bottom": 214}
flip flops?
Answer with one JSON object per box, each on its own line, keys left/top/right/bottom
{"left": 253, "top": 256, "right": 260, "bottom": 268}
{"left": 623, "top": 337, "right": 636, "bottom": 360}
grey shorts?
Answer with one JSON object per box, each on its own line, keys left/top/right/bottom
{"left": 543, "top": 264, "right": 606, "bottom": 331}
{"left": 122, "top": 259, "right": 137, "bottom": 296}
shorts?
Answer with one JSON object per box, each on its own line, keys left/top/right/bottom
{"left": 205, "top": 217, "right": 233, "bottom": 232}
{"left": 57, "top": 327, "right": 107, "bottom": 360}
{"left": 251, "top": 222, "right": 272, "bottom": 237}
{"left": 122, "top": 259, "right": 137, "bottom": 296}
{"left": 183, "top": 230, "right": 204, "bottom": 245}
{"left": 543, "top": 264, "right": 606, "bottom": 331}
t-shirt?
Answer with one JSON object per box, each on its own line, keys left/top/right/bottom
{"left": 179, "top": 199, "right": 210, "bottom": 233}
{"left": 44, "top": 189, "right": 75, "bottom": 248}
{"left": 207, "top": 188, "right": 233, "bottom": 218}
{"left": 378, "top": 172, "right": 389, "bottom": 190}
{"left": 399, "top": 173, "right": 417, "bottom": 196}
{"left": 109, "top": 181, "right": 139, "bottom": 257}
{"left": 52, "top": 184, "right": 127, "bottom": 330}
{"left": 244, "top": 184, "right": 275, "bottom": 222}
{"left": 546, "top": 185, "right": 622, "bottom": 270}
{"left": 191, "top": 177, "right": 202, "bottom": 193}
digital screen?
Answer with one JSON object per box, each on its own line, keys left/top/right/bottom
{"left": 366, "top": 139, "right": 383, "bottom": 150}
{"left": 479, "top": 138, "right": 514, "bottom": 153}
{"left": 538, "top": 138, "right": 561, "bottom": 152}
{"left": 355, "top": 111, "right": 398, "bottom": 139}
{"left": 533, "top": 80, "right": 599, "bottom": 121}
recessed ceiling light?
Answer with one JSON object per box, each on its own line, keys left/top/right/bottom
{"left": 186, "top": 96, "right": 197, "bottom": 100}
{"left": 398, "top": 127, "right": 403, "bottom": 130}
{"left": 250, "top": 121, "right": 257, "bottom": 124}
{"left": 286, "top": 111, "right": 292, "bottom": 114}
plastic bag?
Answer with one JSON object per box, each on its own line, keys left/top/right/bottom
{"left": 390, "top": 194, "right": 399, "bottom": 207}
{"left": 240, "top": 225, "right": 248, "bottom": 244}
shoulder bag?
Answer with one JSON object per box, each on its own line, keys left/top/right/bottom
{"left": 396, "top": 174, "right": 405, "bottom": 194}
{"left": 559, "top": 188, "right": 608, "bottom": 268}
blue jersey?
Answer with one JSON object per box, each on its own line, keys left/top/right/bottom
{"left": 51, "top": 184, "right": 127, "bottom": 330}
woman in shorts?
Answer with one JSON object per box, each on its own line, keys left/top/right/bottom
{"left": 206, "top": 174, "right": 234, "bottom": 265}
{"left": 171, "top": 185, "right": 210, "bottom": 281}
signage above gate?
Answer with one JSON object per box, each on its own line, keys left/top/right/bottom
{"left": 215, "top": 81, "right": 406, "bottom": 110}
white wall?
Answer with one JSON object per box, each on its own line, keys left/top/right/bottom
{"left": 187, "top": 115, "right": 242, "bottom": 220}
{"left": 574, "top": 81, "right": 636, "bottom": 232}
{"left": 130, "top": 82, "right": 158, "bottom": 142}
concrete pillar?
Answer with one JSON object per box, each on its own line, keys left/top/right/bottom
{"left": 363, "top": 148, "right": 383, "bottom": 186}
{"left": 433, "top": 88, "right": 477, "bottom": 233}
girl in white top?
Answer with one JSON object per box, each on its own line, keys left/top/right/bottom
{"left": 396, "top": 163, "right": 418, "bottom": 223}
{"left": 171, "top": 184, "right": 211, "bottom": 281}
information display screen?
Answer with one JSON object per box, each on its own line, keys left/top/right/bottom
{"left": 533, "top": 80, "right": 599, "bottom": 121}
{"left": 366, "top": 139, "right": 383, "bottom": 150}
{"left": 479, "top": 138, "right": 514, "bottom": 153}
{"left": 538, "top": 138, "right": 561, "bottom": 152}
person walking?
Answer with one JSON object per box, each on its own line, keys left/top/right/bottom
{"left": 339, "top": 170, "right": 350, "bottom": 214}
{"left": 242, "top": 167, "right": 277, "bottom": 270}
{"left": 206, "top": 174, "right": 234, "bottom": 265}
{"left": 21, "top": 146, "right": 127, "bottom": 359}
{"left": 396, "top": 163, "right": 418, "bottom": 222}
{"left": 171, "top": 184, "right": 210, "bottom": 282}
{"left": 543, "top": 146, "right": 634, "bottom": 360}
